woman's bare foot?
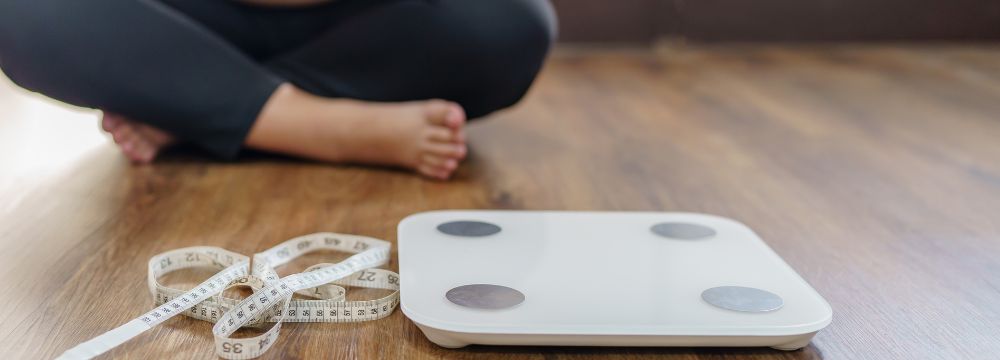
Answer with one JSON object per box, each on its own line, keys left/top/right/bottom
{"left": 245, "top": 84, "right": 468, "bottom": 180}
{"left": 101, "top": 112, "right": 175, "bottom": 164}
{"left": 100, "top": 84, "right": 468, "bottom": 180}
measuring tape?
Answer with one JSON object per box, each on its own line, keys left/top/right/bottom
{"left": 57, "top": 233, "right": 400, "bottom": 359}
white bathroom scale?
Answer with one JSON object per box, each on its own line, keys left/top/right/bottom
{"left": 397, "top": 211, "right": 832, "bottom": 350}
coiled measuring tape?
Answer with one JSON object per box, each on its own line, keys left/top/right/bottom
{"left": 57, "top": 233, "right": 400, "bottom": 359}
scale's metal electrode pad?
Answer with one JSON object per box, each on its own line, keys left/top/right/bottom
{"left": 446, "top": 284, "right": 525, "bottom": 309}
{"left": 398, "top": 211, "right": 832, "bottom": 350}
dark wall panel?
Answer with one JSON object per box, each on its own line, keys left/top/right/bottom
{"left": 549, "top": 0, "right": 663, "bottom": 43}
{"left": 550, "top": 0, "right": 1000, "bottom": 43}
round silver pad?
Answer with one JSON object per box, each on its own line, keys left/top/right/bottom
{"left": 701, "top": 286, "right": 784, "bottom": 312}
{"left": 437, "top": 221, "right": 501, "bottom": 237}
{"left": 651, "top": 222, "right": 716, "bottom": 240}
{"left": 446, "top": 284, "right": 524, "bottom": 310}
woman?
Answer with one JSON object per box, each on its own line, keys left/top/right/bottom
{"left": 0, "top": 0, "right": 556, "bottom": 179}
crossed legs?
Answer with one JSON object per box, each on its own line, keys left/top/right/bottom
{"left": 0, "top": 0, "right": 555, "bottom": 178}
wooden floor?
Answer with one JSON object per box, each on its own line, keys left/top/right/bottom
{"left": 2, "top": 45, "right": 1000, "bottom": 359}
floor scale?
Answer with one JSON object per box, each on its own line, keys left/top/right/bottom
{"left": 397, "top": 211, "right": 832, "bottom": 350}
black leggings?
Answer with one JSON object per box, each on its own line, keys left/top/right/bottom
{"left": 0, "top": 0, "right": 556, "bottom": 158}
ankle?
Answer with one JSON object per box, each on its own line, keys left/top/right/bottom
{"left": 244, "top": 83, "right": 318, "bottom": 152}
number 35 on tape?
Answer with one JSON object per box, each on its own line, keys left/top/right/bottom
{"left": 57, "top": 233, "right": 400, "bottom": 359}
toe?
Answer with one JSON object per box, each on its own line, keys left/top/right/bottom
{"left": 444, "top": 105, "right": 466, "bottom": 129}
{"left": 131, "top": 140, "right": 156, "bottom": 164}
{"left": 424, "top": 100, "right": 466, "bottom": 129}
{"left": 426, "top": 127, "right": 458, "bottom": 143}
{"left": 421, "top": 153, "right": 459, "bottom": 171}
{"left": 417, "top": 163, "right": 451, "bottom": 180}
{"left": 425, "top": 142, "right": 467, "bottom": 159}
{"left": 120, "top": 139, "right": 137, "bottom": 157}
{"left": 101, "top": 113, "right": 122, "bottom": 132}
{"left": 125, "top": 140, "right": 154, "bottom": 164}
{"left": 138, "top": 147, "right": 157, "bottom": 164}
{"left": 112, "top": 125, "right": 135, "bottom": 144}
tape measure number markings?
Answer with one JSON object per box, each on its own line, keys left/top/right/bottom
{"left": 57, "top": 233, "right": 400, "bottom": 360}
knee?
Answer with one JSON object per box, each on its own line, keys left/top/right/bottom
{"left": 0, "top": 0, "right": 112, "bottom": 106}
{"left": 469, "top": 0, "right": 557, "bottom": 52}
{"left": 0, "top": 1, "right": 33, "bottom": 88}
{"left": 462, "top": 0, "right": 556, "bottom": 72}
{"left": 439, "top": 0, "right": 557, "bottom": 117}
{"left": 520, "top": 0, "right": 559, "bottom": 43}
{"left": 0, "top": 0, "right": 67, "bottom": 91}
